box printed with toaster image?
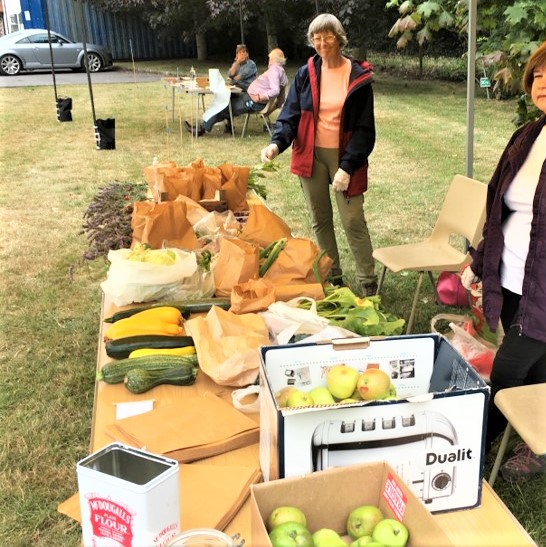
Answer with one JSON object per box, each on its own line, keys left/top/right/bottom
{"left": 259, "top": 334, "right": 490, "bottom": 513}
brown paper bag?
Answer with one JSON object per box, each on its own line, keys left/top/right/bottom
{"left": 212, "top": 237, "right": 260, "bottom": 297}
{"left": 262, "top": 237, "right": 333, "bottom": 285}
{"left": 239, "top": 204, "right": 293, "bottom": 247}
{"left": 58, "top": 464, "right": 262, "bottom": 532}
{"left": 131, "top": 200, "right": 199, "bottom": 250}
{"left": 186, "top": 307, "right": 270, "bottom": 386}
{"left": 219, "top": 165, "right": 249, "bottom": 212}
{"left": 230, "top": 278, "right": 276, "bottom": 314}
{"left": 273, "top": 282, "right": 326, "bottom": 302}
{"left": 104, "top": 391, "right": 259, "bottom": 462}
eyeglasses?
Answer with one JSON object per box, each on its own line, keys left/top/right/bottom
{"left": 312, "top": 34, "right": 337, "bottom": 45}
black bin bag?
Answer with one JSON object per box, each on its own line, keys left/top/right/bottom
{"left": 56, "top": 97, "right": 72, "bottom": 122}
{"left": 94, "top": 118, "right": 116, "bottom": 150}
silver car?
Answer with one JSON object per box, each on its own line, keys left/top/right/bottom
{"left": 0, "top": 28, "right": 113, "bottom": 76}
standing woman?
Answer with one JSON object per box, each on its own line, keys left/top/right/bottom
{"left": 261, "top": 13, "right": 378, "bottom": 295}
{"left": 462, "top": 40, "right": 546, "bottom": 479}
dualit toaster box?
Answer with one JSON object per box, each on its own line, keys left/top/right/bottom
{"left": 259, "top": 334, "right": 490, "bottom": 514}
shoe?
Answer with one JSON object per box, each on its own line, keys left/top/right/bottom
{"left": 184, "top": 120, "right": 204, "bottom": 136}
{"left": 361, "top": 282, "right": 378, "bottom": 297}
{"left": 327, "top": 275, "right": 345, "bottom": 288}
{"left": 500, "top": 443, "right": 546, "bottom": 480}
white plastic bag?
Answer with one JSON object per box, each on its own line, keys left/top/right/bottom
{"left": 100, "top": 248, "right": 198, "bottom": 306}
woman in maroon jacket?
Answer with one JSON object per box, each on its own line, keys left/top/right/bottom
{"left": 260, "top": 13, "right": 377, "bottom": 296}
{"left": 462, "top": 40, "right": 546, "bottom": 479}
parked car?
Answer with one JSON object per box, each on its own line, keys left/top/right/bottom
{"left": 0, "top": 29, "right": 113, "bottom": 76}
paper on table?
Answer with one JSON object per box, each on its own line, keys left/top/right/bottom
{"left": 58, "top": 463, "right": 262, "bottom": 532}
{"left": 104, "top": 391, "right": 259, "bottom": 462}
{"left": 202, "top": 68, "right": 231, "bottom": 123}
{"left": 115, "top": 399, "right": 154, "bottom": 420}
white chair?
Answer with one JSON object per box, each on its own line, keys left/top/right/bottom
{"left": 372, "top": 174, "right": 487, "bottom": 334}
{"left": 488, "top": 384, "right": 546, "bottom": 487}
{"left": 241, "top": 85, "right": 287, "bottom": 138}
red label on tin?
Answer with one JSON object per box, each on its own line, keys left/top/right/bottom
{"left": 86, "top": 495, "right": 135, "bottom": 546}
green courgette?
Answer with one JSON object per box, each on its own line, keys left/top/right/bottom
{"left": 103, "top": 298, "right": 231, "bottom": 323}
{"left": 105, "top": 335, "right": 194, "bottom": 359}
{"left": 124, "top": 366, "right": 198, "bottom": 394}
{"left": 97, "top": 354, "right": 198, "bottom": 384}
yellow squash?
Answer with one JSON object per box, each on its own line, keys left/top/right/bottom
{"left": 104, "top": 317, "right": 184, "bottom": 340}
{"left": 128, "top": 346, "right": 196, "bottom": 359}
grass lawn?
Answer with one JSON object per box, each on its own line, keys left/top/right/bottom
{"left": 0, "top": 58, "right": 544, "bottom": 545}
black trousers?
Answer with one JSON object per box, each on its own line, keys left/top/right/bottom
{"left": 485, "top": 288, "right": 546, "bottom": 451}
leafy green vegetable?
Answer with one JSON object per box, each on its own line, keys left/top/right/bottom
{"left": 297, "top": 286, "right": 405, "bottom": 336}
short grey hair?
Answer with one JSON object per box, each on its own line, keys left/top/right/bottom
{"left": 269, "top": 48, "right": 287, "bottom": 65}
{"left": 307, "top": 13, "right": 348, "bottom": 49}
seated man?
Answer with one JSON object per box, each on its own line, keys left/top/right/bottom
{"left": 185, "top": 48, "right": 288, "bottom": 137}
{"left": 227, "top": 44, "right": 257, "bottom": 91}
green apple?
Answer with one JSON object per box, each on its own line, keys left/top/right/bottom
{"left": 382, "top": 384, "right": 398, "bottom": 400}
{"left": 309, "top": 386, "right": 336, "bottom": 405}
{"left": 326, "top": 364, "right": 359, "bottom": 399}
{"left": 312, "top": 528, "right": 347, "bottom": 546}
{"left": 356, "top": 369, "right": 391, "bottom": 401}
{"left": 350, "top": 536, "right": 375, "bottom": 546}
{"left": 286, "top": 389, "right": 314, "bottom": 408}
{"left": 267, "top": 505, "right": 307, "bottom": 531}
{"left": 275, "top": 386, "right": 298, "bottom": 408}
{"left": 269, "top": 521, "right": 313, "bottom": 547}
{"left": 346, "top": 504, "right": 384, "bottom": 540}
{"left": 339, "top": 398, "right": 360, "bottom": 404}
{"left": 372, "top": 518, "right": 409, "bottom": 547}
{"left": 352, "top": 540, "right": 384, "bottom": 547}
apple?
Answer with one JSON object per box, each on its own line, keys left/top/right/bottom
{"left": 356, "top": 369, "right": 391, "bottom": 401}
{"left": 382, "top": 384, "right": 398, "bottom": 400}
{"left": 267, "top": 505, "right": 307, "bottom": 531}
{"left": 339, "top": 398, "right": 360, "bottom": 404}
{"left": 350, "top": 536, "right": 375, "bottom": 546}
{"left": 346, "top": 504, "right": 384, "bottom": 540}
{"left": 372, "top": 518, "right": 409, "bottom": 547}
{"left": 286, "top": 389, "right": 314, "bottom": 408}
{"left": 276, "top": 386, "right": 298, "bottom": 408}
{"left": 312, "top": 528, "right": 347, "bottom": 546}
{"left": 309, "top": 386, "right": 336, "bottom": 405}
{"left": 269, "top": 521, "right": 313, "bottom": 547}
{"left": 326, "top": 364, "right": 359, "bottom": 399}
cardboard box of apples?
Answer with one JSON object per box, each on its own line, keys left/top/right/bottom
{"left": 250, "top": 461, "right": 453, "bottom": 546}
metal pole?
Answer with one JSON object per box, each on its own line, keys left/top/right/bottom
{"left": 43, "top": 0, "right": 58, "bottom": 102}
{"left": 465, "top": 0, "right": 477, "bottom": 179}
{"left": 76, "top": 0, "right": 97, "bottom": 124}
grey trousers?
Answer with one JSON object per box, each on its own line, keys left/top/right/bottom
{"left": 298, "top": 147, "right": 377, "bottom": 286}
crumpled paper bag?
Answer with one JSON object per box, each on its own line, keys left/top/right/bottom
{"left": 229, "top": 278, "right": 276, "bottom": 314}
{"left": 239, "top": 204, "right": 292, "bottom": 247}
{"left": 186, "top": 306, "right": 269, "bottom": 386}
{"left": 131, "top": 200, "right": 198, "bottom": 250}
{"left": 211, "top": 237, "right": 260, "bottom": 297}
{"left": 104, "top": 391, "right": 259, "bottom": 462}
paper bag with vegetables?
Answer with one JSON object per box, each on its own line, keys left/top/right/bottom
{"left": 261, "top": 237, "right": 333, "bottom": 285}
{"left": 186, "top": 306, "right": 269, "bottom": 386}
{"left": 131, "top": 200, "right": 199, "bottom": 250}
{"left": 218, "top": 163, "right": 250, "bottom": 212}
{"left": 211, "top": 237, "right": 260, "bottom": 297}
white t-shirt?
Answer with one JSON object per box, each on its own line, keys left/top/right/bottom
{"left": 500, "top": 126, "right": 546, "bottom": 294}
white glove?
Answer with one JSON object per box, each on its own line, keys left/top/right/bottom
{"left": 461, "top": 266, "right": 479, "bottom": 290}
{"left": 332, "top": 168, "right": 350, "bottom": 192}
{"left": 261, "top": 144, "right": 279, "bottom": 163}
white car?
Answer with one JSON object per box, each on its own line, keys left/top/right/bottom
{"left": 0, "top": 28, "right": 113, "bottom": 76}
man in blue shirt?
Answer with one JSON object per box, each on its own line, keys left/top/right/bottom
{"left": 227, "top": 44, "right": 257, "bottom": 91}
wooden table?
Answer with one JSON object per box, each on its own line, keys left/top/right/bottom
{"left": 90, "top": 296, "right": 537, "bottom": 546}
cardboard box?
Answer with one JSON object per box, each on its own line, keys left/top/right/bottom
{"left": 250, "top": 461, "right": 453, "bottom": 546}
{"left": 259, "top": 334, "right": 490, "bottom": 513}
